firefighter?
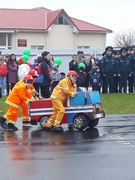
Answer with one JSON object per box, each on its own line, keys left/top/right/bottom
{"left": 0, "top": 75, "right": 34, "bottom": 131}
{"left": 21, "top": 69, "right": 40, "bottom": 125}
{"left": 8, "top": 69, "right": 39, "bottom": 125}
{"left": 44, "top": 70, "right": 77, "bottom": 132}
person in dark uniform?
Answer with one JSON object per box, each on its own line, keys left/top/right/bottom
{"left": 100, "top": 46, "right": 117, "bottom": 93}
{"left": 112, "top": 50, "right": 120, "bottom": 93}
{"left": 128, "top": 46, "right": 135, "bottom": 92}
{"left": 127, "top": 46, "right": 133, "bottom": 93}
{"left": 117, "top": 47, "right": 132, "bottom": 93}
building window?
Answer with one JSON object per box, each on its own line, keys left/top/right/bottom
{"left": 0, "top": 34, "right": 6, "bottom": 46}
{"left": 31, "top": 46, "right": 44, "bottom": 50}
{"left": 0, "top": 33, "right": 11, "bottom": 49}
{"left": 78, "top": 46, "right": 90, "bottom": 49}
{"left": 58, "top": 15, "right": 64, "bottom": 24}
{"left": 53, "top": 15, "right": 69, "bottom": 25}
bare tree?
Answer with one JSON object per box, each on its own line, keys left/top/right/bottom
{"left": 112, "top": 28, "right": 135, "bottom": 47}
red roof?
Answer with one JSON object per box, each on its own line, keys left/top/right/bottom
{"left": 0, "top": 7, "right": 112, "bottom": 33}
{"left": 71, "top": 17, "right": 111, "bottom": 32}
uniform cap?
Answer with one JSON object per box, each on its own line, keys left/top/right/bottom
{"left": 120, "top": 47, "right": 127, "bottom": 53}
{"left": 127, "top": 46, "right": 132, "bottom": 51}
{"left": 105, "top": 46, "right": 113, "bottom": 52}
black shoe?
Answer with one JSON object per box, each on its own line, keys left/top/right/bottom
{"left": 52, "top": 126, "right": 64, "bottom": 132}
{"left": 43, "top": 126, "right": 53, "bottom": 131}
{"left": 68, "top": 124, "right": 73, "bottom": 131}
{"left": 0, "top": 117, "right": 7, "bottom": 128}
{"left": 7, "top": 123, "right": 18, "bottom": 131}
{"left": 22, "top": 121, "right": 31, "bottom": 126}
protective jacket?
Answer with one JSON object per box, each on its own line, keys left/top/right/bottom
{"left": 5, "top": 81, "right": 33, "bottom": 108}
{"left": 51, "top": 77, "right": 76, "bottom": 102}
{"left": 9, "top": 80, "right": 36, "bottom": 122}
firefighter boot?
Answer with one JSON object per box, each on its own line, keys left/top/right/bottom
{"left": 0, "top": 117, "right": 7, "bottom": 128}
{"left": 7, "top": 123, "right": 18, "bottom": 131}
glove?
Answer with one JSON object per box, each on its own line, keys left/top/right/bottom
{"left": 33, "top": 93, "right": 40, "bottom": 98}
{"left": 71, "top": 91, "right": 77, "bottom": 97}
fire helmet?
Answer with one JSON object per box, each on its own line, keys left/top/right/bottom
{"left": 28, "top": 69, "right": 39, "bottom": 77}
{"left": 67, "top": 71, "right": 77, "bottom": 77}
{"left": 23, "top": 75, "right": 33, "bottom": 83}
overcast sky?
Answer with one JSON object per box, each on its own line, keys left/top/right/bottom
{"left": 1, "top": 0, "right": 135, "bottom": 45}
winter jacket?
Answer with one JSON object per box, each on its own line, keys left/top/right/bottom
{"left": 0, "top": 63, "right": 8, "bottom": 76}
{"left": 76, "top": 71, "right": 86, "bottom": 87}
{"left": 7, "top": 61, "right": 18, "bottom": 83}
{"left": 90, "top": 69, "right": 101, "bottom": 86}
{"left": 37, "top": 56, "right": 51, "bottom": 86}
{"left": 69, "top": 60, "right": 78, "bottom": 72}
{"left": 50, "top": 69, "right": 61, "bottom": 83}
{"left": 18, "top": 64, "right": 30, "bottom": 80}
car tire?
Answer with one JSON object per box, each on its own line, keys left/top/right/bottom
{"left": 73, "top": 114, "right": 89, "bottom": 131}
{"left": 39, "top": 115, "right": 49, "bottom": 129}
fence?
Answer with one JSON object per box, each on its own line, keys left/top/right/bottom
{"left": 1, "top": 48, "right": 105, "bottom": 74}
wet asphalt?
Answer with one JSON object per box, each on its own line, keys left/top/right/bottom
{"left": 0, "top": 114, "right": 135, "bottom": 180}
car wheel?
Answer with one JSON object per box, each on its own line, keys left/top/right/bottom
{"left": 39, "top": 116, "right": 49, "bottom": 129}
{"left": 73, "top": 114, "right": 89, "bottom": 131}
{"left": 88, "top": 119, "right": 99, "bottom": 128}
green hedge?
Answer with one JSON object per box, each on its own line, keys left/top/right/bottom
{"left": 0, "top": 94, "right": 135, "bottom": 116}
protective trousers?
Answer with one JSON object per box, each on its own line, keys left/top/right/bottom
{"left": 4, "top": 105, "right": 19, "bottom": 124}
{"left": 46, "top": 98, "right": 65, "bottom": 128}
{"left": 21, "top": 102, "right": 29, "bottom": 122}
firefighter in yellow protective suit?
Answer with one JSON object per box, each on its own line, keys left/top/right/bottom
{"left": 0, "top": 75, "right": 34, "bottom": 131}
{"left": 44, "top": 70, "right": 77, "bottom": 132}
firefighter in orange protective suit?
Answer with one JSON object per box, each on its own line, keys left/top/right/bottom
{"left": 21, "top": 69, "right": 39, "bottom": 125}
{"left": 0, "top": 75, "right": 34, "bottom": 131}
{"left": 8, "top": 69, "right": 39, "bottom": 125}
{"left": 44, "top": 70, "right": 77, "bottom": 132}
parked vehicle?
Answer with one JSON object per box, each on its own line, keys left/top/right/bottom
{"left": 29, "top": 87, "right": 105, "bottom": 131}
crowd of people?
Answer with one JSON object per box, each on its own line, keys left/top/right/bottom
{"left": 0, "top": 46, "right": 135, "bottom": 98}
{"left": 0, "top": 46, "right": 135, "bottom": 131}
{"left": 69, "top": 46, "right": 135, "bottom": 94}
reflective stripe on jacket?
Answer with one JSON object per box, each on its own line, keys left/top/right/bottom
{"left": 6, "top": 81, "right": 31, "bottom": 107}
{"left": 51, "top": 77, "right": 76, "bottom": 102}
